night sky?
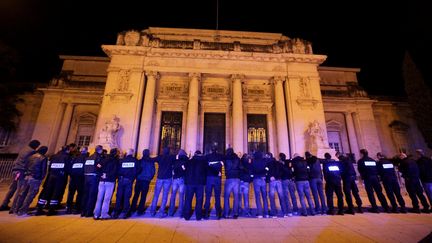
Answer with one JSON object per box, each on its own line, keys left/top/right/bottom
{"left": 1, "top": 0, "right": 431, "bottom": 96}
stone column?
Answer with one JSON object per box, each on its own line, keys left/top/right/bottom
{"left": 185, "top": 73, "right": 200, "bottom": 155}
{"left": 273, "top": 76, "right": 290, "bottom": 156}
{"left": 231, "top": 74, "right": 244, "bottom": 154}
{"left": 352, "top": 112, "right": 364, "bottom": 150}
{"left": 138, "top": 71, "right": 159, "bottom": 150}
{"left": 55, "top": 103, "right": 75, "bottom": 151}
{"left": 344, "top": 112, "right": 360, "bottom": 155}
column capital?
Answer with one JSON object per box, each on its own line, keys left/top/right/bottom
{"left": 145, "top": 71, "right": 160, "bottom": 80}
{"left": 188, "top": 72, "right": 201, "bottom": 81}
{"left": 272, "top": 76, "right": 286, "bottom": 84}
{"left": 231, "top": 74, "right": 245, "bottom": 81}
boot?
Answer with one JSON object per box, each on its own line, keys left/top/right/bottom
{"left": 35, "top": 204, "right": 45, "bottom": 216}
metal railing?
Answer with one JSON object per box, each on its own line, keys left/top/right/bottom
{"left": 0, "top": 154, "right": 17, "bottom": 182}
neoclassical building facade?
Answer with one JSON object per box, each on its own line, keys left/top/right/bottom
{"left": 1, "top": 27, "right": 429, "bottom": 159}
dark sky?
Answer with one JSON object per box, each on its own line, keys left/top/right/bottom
{"left": 1, "top": 0, "right": 431, "bottom": 96}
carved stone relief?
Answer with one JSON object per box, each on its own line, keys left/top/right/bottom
{"left": 124, "top": 31, "right": 141, "bottom": 46}
{"left": 117, "top": 69, "right": 131, "bottom": 92}
{"left": 202, "top": 84, "right": 230, "bottom": 100}
{"left": 159, "top": 82, "right": 188, "bottom": 98}
{"left": 98, "top": 115, "right": 121, "bottom": 149}
{"left": 243, "top": 84, "right": 272, "bottom": 102}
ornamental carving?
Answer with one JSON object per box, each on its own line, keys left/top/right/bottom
{"left": 124, "top": 31, "right": 141, "bottom": 46}
{"left": 98, "top": 115, "right": 121, "bottom": 149}
{"left": 292, "top": 38, "right": 306, "bottom": 54}
{"left": 202, "top": 84, "right": 229, "bottom": 99}
{"left": 306, "top": 120, "right": 330, "bottom": 153}
{"left": 243, "top": 84, "right": 272, "bottom": 102}
{"left": 159, "top": 82, "right": 188, "bottom": 98}
{"left": 117, "top": 69, "right": 131, "bottom": 92}
{"left": 298, "top": 77, "right": 311, "bottom": 98}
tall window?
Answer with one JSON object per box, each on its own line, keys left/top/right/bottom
{"left": 0, "top": 128, "right": 11, "bottom": 147}
{"left": 327, "top": 131, "right": 342, "bottom": 153}
{"left": 247, "top": 114, "right": 268, "bottom": 154}
{"left": 159, "top": 112, "right": 183, "bottom": 155}
{"left": 75, "top": 113, "right": 96, "bottom": 148}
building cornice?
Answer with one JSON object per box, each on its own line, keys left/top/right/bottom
{"left": 101, "top": 45, "right": 327, "bottom": 64}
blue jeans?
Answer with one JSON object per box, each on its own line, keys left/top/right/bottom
{"left": 94, "top": 181, "right": 114, "bottom": 218}
{"left": 253, "top": 177, "right": 268, "bottom": 216}
{"left": 309, "top": 178, "right": 327, "bottom": 213}
{"left": 16, "top": 177, "right": 42, "bottom": 214}
{"left": 282, "top": 179, "right": 298, "bottom": 213}
{"left": 422, "top": 182, "right": 432, "bottom": 206}
{"left": 150, "top": 178, "right": 172, "bottom": 215}
{"left": 269, "top": 180, "right": 286, "bottom": 216}
{"left": 224, "top": 178, "right": 240, "bottom": 217}
{"left": 204, "top": 176, "right": 222, "bottom": 215}
{"left": 169, "top": 178, "right": 185, "bottom": 216}
{"left": 9, "top": 171, "right": 26, "bottom": 213}
{"left": 239, "top": 181, "right": 250, "bottom": 215}
{"left": 296, "top": 180, "right": 315, "bottom": 215}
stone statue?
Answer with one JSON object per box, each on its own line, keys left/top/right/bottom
{"left": 292, "top": 39, "right": 306, "bottom": 54}
{"left": 307, "top": 120, "right": 327, "bottom": 152}
{"left": 98, "top": 115, "right": 120, "bottom": 148}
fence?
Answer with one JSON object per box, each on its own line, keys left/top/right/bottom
{"left": 0, "top": 154, "right": 17, "bottom": 183}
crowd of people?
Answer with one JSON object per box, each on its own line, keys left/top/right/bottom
{"left": 1, "top": 139, "right": 432, "bottom": 221}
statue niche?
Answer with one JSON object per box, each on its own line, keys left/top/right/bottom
{"left": 98, "top": 115, "right": 121, "bottom": 149}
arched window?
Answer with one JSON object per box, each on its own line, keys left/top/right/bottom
{"left": 326, "top": 119, "right": 343, "bottom": 153}
{"left": 75, "top": 113, "right": 97, "bottom": 147}
{"left": 389, "top": 120, "right": 410, "bottom": 154}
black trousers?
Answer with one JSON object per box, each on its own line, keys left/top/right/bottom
{"left": 325, "top": 180, "right": 344, "bottom": 211}
{"left": 382, "top": 178, "right": 405, "bottom": 209}
{"left": 343, "top": 176, "right": 362, "bottom": 209}
{"left": 364, "top": 176, "right": 389, "bottom": 209}
{"left": 81, "top": 175, "right": 99, "bottom": 216}
{"left": 67, "top": 175, "right": 85, "bottom": 211}
{"left": 130, "top": 179, "right": 151, "bottom": 213}
{"left": 405, "top": 178, "right": 429, "bottom": 209}
{"left": 37, "top": 175, "right": 66, "bottom": 208}
{"left": 184, "top": 185, "right": 204, "bottom": 220}
{"left": 115, "top": 177, "right": 133, "bottom": 215}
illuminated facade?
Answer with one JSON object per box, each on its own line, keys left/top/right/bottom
{"left": 1, "top": 28, "right": 429, "bottom": 158}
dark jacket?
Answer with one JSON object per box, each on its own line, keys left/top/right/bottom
{"left": 268, "top": 159, "right": 283, "bottom": 180}
{"left": 12, "top": 146, "right": 36, "bottom": 172}
{"left": 339, "top": 155, "right": 357, "bottom": 180}
{"left": 84, "top": 152, "right": 103, "bottom": 175}
{"left": 239, "top": 155, "right": 253, "bottom": 183}
{"left": 322, "top": 159, "right": 342, "bottom": 184}
{"left": 69, "top": 153, "right": 87, "bottom": 177}
{"left": 26, "top": 153, "right": 48, "bottom": 180}
{"left": 357, "top": 156, "right": 379, "bottom": 180}
{"left": 100, "top": 155, "right": 118, "bottom": 182}
{"left": 224, "top": 148, "right": 241, "bottom": 179}
{"left": 156, "top": 148, "right": 174, "bottom": 179}
{"left": 417, "top": 156, "right": 432, "bottom": 183}
{"left": 307, "top": 156, "right": 322, "bottom": 179}
{"left": 251, "top": 152, "right": 267, "bottom": 178}
{"left": 206, "top": 151, "right": 224, "bottom": 177}
{"left": 118, "top": 155, "right": 138, "bottom": 180}
{"left": 172, "top": 152, "right": 188, "bottom": 179}
{"left": 184, "top": 154, "right": 207, "bottom": 185}
{"left": 48, "top": 151, "right": 70, "bottom": 177}
{"left": 137, "top": 150, "right": 155, "bottom": 181}
{"left": 281, "top": 159, "right": 294, "bottom": 180}
{"left": 377, "top": 158, "right": 398, "bottom": 182}
{"left": 292, "top": 156, "right": 309, "bottom": 182}
{"left": 399, "top": 157, "right": 420, "bottom": 180}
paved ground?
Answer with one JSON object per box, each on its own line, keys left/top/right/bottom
{"left": 0, "top": 183, "right": 431, "bottom": 243}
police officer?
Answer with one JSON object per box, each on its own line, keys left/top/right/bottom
{"left": 338, "top": 152, "right": 362, "bottom": 214}
{"left": 81, "top": 145, "right": 104, "bottom": 217}
{"left": 204, "top": 146, "right": 224, "bottom": 219}
{"left": 399, "top": 153, "right": 430, "bottom": 213}
{"left": 36, "top": 146, "right": 71, "bottom": 215}
{"left": 322, "top": 153, "right": 344, "bottom": 215}
{"left": 66, "top": 147, "right": 88, "bottom": 214}
{"left": 416, "top": 149, "right": 432, "bottom": 206}
{"left": 357, "top": 149, "right": 390, "bottom": 213}
{"left": 376, "top": 153, "right": 406, "bottom": 213}
{"left": 113, "top": 149, "right": 138, "bottom": 219}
